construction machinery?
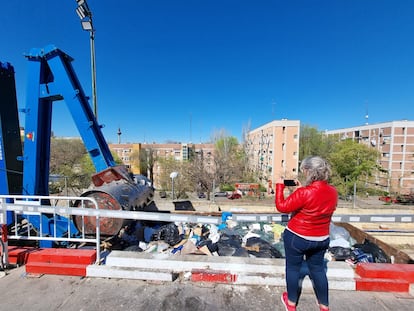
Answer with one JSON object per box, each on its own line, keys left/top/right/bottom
{"left": 0, "top": 45, "right": 154, "bottom": 245}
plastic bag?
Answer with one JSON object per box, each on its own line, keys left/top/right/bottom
{"left": 153, "top": 223, "right": 182, "bottom": 246}
{"left": 353, "top": 239, "right": 390, "bottom": 263}
{"left": 216, "top": 232, "right": 243, "bottom": 256}
{"left": 245, "top": 236, "right": 283, "bottom": 258}
{"left": 328, "top": 246, "right": 352, "bottom": 261}
{"left": 330, "top": 223, "right": 351, "bottom": 241}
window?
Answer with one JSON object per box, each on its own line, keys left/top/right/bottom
{"left": 382, "top": 136, "right": 391, "bottom": 144}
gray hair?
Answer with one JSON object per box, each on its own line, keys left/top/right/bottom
{"left": 300, "top": 156, "right": 331, "bottom": 185}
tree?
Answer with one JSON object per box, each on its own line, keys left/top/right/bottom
{"left": 128, "top": 149, "right": 140, "bottom": 175}
{"left": 50, "top": 138, "right": 85, "bottom": 173}
{"left": 299, "top": 125, "right": 337, "bottom": 160}
{"left": 156, "top": 156, "right": 192, "bottom": 199}
{"left": 212, "top": 131, "right": 246, "bottom": 189}
{"left": 49, "top": 138, "right": 86, "bottom": 194}
{"left": 184, "top": 149, "right": 215, "bottom": 200}
{"left": 153, "top": 130, "right": 249, "bottom": 199}
{"left": 328, "top": 139, "right": 380, "bottom": 196}
{"left": 49, "top": 138, "right": 124, "bottom": 194}
{"left": 241, "top": 120, "right": 259, "bottom": 183}
{"left": 140, "top": 147, "right": 156, "bottom": 182}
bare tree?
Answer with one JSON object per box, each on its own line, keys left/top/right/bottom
{"left": 49, "top": 138, "right": 87, "bottom": 193}
{"left": 141, "top": 147, "right": 156, "bottom": 182}
{"left": 184, "top": 149, "right": 214, "bottom": 200}
{"left": 50, "top": 138, "right": 85, "bottom": 173}
{"left": 211, "top": 130, "right": 246, "bottom": 189}
{"left": 50, "top": 138, "right": 124, "bottom": 194}
{"left": 156, "top": 157, "right": 193, "bottom": 199}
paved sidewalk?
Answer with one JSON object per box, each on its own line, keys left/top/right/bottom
{"left": 1, "top": 266, "right": 413, "bottom": 311}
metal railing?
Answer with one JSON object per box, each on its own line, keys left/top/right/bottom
{"left": 0, "top": 194, "right": 101, "bottom": 265}
{"left": 1, "top": 194, "right": 413, "bottom": 268}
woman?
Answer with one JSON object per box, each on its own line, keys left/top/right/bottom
{"left": 275, "top": 156, "right": 337, "bottom": 311}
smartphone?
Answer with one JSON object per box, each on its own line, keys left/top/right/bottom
{"left": 283, "top": 179, "right": 297, "bottom": 186}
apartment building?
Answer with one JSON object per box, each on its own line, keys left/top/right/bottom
{"left": 109, "top": 119, "right": 413, "bottom": 195}
{"left": 246, "top": 120, "right": 300, "bottom": 193}
{"left": 109, "top": 142, "right": 215, "bottom": 189}
{"left": 144, "top": 143, "right": 215, "bottom": 189}
{"left": 109, "top": 143, "right": 141, "bottom": 173}
{"left": 325, "top": 120, "right": 414, "bottom": 194}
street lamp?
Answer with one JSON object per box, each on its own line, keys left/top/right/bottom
{"left": 170, "top": 172, "right": 178, "bottom": 200}
{"left": 75, "top": 0, "right": 98, "bottom": 120}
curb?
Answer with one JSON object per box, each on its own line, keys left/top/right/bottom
{"left": 86, "top": 251, "right": 356, "bottom": 290}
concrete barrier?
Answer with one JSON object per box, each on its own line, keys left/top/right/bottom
{"left": 86, "top": 251, "right": 356, "bottom": 290}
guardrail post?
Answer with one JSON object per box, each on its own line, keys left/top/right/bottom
{"left": 0, "top": 199, "right": 9, "bottom": 267}
{"left": 95, "top": 209, "right": 101, "bottom": 264}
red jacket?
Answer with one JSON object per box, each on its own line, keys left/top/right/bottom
{"left": 275, "top": 181, "right": 337, "bottom": 237}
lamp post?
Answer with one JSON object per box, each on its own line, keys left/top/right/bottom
{"left": 75, "top": 0, "right": 98, "bottom": 120}
{"left": 170, "top": 172, "right": 178, "bottom": 200}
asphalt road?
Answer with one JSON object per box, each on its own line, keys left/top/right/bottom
{"left": 1, "top": 266, "right": 413, "bottom": 311}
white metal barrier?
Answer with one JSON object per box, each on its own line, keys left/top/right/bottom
{"left": 0, "top": 194, "right": 101, "bottom": 265}
{"left": 1, "top": 194, "right": 413, "bottom": 268}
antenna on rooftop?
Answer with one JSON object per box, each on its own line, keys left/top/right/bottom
{"left": 117, "top": 127, "right": 122, "bottom": 144}
{"left": 365, "top": 102, "right": 369, "bottom": 125}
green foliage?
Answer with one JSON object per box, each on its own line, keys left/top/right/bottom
{"left": 300, "top": 124, "right": 338, "bottom": 159}
{"left": 139, "top": 148, "right": 157, "bottom": 180}
{"left": 258, "top": 184, "right": 267, "bottom": 192}
{"left": 49, "top": 138, "right": 87, "bottom": 193}
{"left": 328, "top": 139, "right": 380, "bottom": 196}
{"left": 299, "top": 126, "right": 383, "bottom": 197}
{"left": 221, "top": 184, "right": 235, "bottom": 191}
{"left": 112, "top": 151, "right": 123, "bottom": 165}
{"left": 155, "top": 132, "right": 248, "bottom": 198}
{"left": 213, "top": 135, "right": 246, "bottom": 187}
{"left": 156, "top": 156, "right": 193, "bottom": 199}
{"left": 329, "top": 139, "right": 379, "bottom": 179}
{"left": 49, "top": 138, "right": 125, "bottom": 193}
{"left": 215, "top": 136, "right": 239, "bottom": 151}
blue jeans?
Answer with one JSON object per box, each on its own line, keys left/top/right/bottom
{"left": 283, "top": 229, "right": 330, "bottom": 306}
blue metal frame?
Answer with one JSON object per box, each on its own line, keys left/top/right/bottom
{"left": 22, "top": 45, "right": 116, "bottom": 196}
{"left": 0, "top": 128, "right": 7, "bottom": 195}
{"left": 0, "top": 61, "right": 23, "bottom": 225}
{"left": 20, "top": 45, "right": 121, "bottom": 246}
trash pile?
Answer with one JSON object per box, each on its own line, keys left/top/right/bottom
{"left": 111, "top": 217, "right": 390, "bottom": 265}
{"left": 112, "top": 217, "right": 285, "bottom": 258}
{"left": 328, "top": 223, "right": 390, "bottom": 264}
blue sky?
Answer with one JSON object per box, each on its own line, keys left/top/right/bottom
{"left": 2, "top": 0, "right": 414, "bottom": 144}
